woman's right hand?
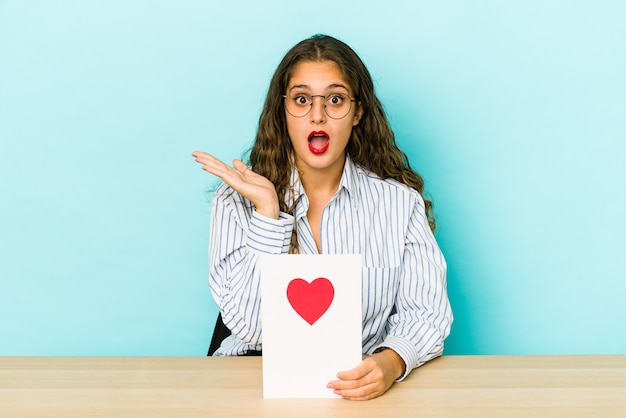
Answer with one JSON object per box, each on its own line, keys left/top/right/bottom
{"left": 192, "top": 151, "right": 280, "bottom": 219}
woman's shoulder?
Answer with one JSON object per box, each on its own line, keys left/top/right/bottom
{"left": 212, "top": 182, "right": 254, "bottom": 210}
{"left": 354, "top": 164, "right": 422, "bottom": 199}
{"left": 352, "top": 165, "right": 428, "bottom": 218}
{"left": 212, "top": 182, "right": 241, "bottom": 199}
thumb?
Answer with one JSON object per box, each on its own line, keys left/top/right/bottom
{"left": 232, "top": 159, "right": 250, "bottom": 173}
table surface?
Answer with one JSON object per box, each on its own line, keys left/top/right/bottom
{"left": 1, "top": 355, "right": 625, "bottom": 417}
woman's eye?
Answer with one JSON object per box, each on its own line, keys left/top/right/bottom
{"left": 294, "top": 95, "right": 309, "bottom": 105}
{"left": 328, "top": 94, "right": 344, "bottom": 105}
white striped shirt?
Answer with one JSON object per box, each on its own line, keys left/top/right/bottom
{"left": 208, "top": 155, "right": 452, "bottom": 379}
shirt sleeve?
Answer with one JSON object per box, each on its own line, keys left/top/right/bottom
{"left": 375, "top": 193, "right": 453, "bottom": 381}
{"left": 208, "top": 187, "right": 294, "bottom": 345}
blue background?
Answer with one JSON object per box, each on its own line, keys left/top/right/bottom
{"left": 1, "top": 1, "right": 624, "bottom": 356}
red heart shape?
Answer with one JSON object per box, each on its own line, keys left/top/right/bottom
{"left": 286, "top": 278, "right": 334, "bottom": 325}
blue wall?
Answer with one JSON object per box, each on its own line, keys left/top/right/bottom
{"left": 1, "top": 1, "right": 624, "bottom": 356}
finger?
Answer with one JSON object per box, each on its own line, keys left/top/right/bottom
{"left": 333, "top": 382, "right": 382, "bottom": 401}
{"left": 203, "top": 162, "right": 234, "bottom": 179}
{"left": 336, "top": 358, "right": 375, "bottom": 380}
{"left": 232, "top": 159, "right": 248, "bottom": 172}
{"left": 192, "top": 151, "right": 222, "bottom": 164}
{"left": 192, "top": 152, "right": 220, "bottom": 168}
{"left": 193, "top": 153, "right": 238, "bottom": 179}
{"left": 328, "top": 373, "right": 374, "bottom": 391}
{"left": 232, "top": 160, "right": 258, "bottom": 179}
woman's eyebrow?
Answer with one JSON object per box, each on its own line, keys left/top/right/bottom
{"left": 327, "top": 83, "right": 350, "bottom": 91}
{"left": 288, "top": 84, "right": 310, "bottom": 91}
{"left": 288, "top": 83, "right": 350, "bottom": 92}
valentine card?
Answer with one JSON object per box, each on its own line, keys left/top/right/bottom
{"left": 258, "top": 254, "right": 362, "bottom": 398}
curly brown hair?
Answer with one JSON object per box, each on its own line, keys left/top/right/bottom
{"left": 248, "top": 34, "right": 436, "bottom": 251}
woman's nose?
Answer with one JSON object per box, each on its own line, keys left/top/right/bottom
{"left": 309, "top": 96, "right": 326, "bottom": 123}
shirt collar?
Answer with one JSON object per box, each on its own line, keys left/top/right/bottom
{"left": 339, "top": 154, "right": 360, "bottom": 210}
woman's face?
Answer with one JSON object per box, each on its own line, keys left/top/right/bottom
{"left": 285, "top": 60, "right": 362, "bottom": 178}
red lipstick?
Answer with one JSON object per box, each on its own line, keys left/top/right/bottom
{"left": 308, "top": 131, "right": 330, "bottom": 154}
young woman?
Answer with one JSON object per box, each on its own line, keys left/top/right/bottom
{"left": 192, "top": 34, "right": 452, "bottom": 400}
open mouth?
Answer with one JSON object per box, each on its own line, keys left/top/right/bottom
{"left": 308, "top": 131, "right": 330, "bottom": 154}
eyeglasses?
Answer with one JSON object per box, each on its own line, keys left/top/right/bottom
{"left": 283, "top": 92, "right": 357, "bottom": 119}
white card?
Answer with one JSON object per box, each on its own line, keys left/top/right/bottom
{"left": 259, "top": 254, "right": 362, "bottom": 398}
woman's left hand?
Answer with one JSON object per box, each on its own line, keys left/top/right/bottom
{"left": 326, "top": 348, "right": 406, "bottom": 400}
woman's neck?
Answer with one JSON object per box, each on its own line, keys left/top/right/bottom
{"left": 297, "top": 156, "right": 345, "bottom": 254}
{"left": 298, "top": 158, "right": 344, "bottom": 197}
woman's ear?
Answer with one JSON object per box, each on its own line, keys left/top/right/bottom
{"left": 352, "top": 102, "right": 364, "bottom": 126}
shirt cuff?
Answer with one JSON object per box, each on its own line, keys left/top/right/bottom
{"left": 245, "top": 210, "right": 294, "bottom": 254}
{"left": 374, "top": 335, "right": 420, "bottom": 382}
